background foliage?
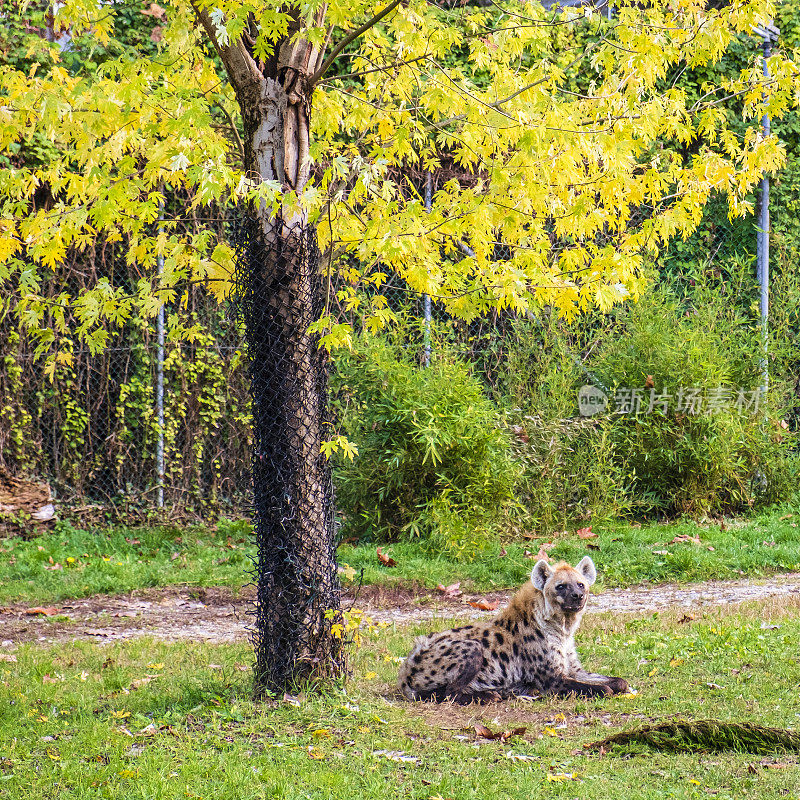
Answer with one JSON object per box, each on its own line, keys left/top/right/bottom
{"left": 2, "top": 0, "right": 800, "bottom": 533}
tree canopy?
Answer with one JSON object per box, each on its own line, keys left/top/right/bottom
{"left": 1, "top": 0, "right": 798, "bottom": 356}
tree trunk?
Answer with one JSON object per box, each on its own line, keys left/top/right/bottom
{"left": 193, "top": 7, "right": 343, "bottom": 695}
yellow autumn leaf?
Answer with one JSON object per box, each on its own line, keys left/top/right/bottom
{"left": 546, "top": 772, "right": 576, "bottom": 782}
{"left": 307, "top": 746, "right": 326, "bottom": 760}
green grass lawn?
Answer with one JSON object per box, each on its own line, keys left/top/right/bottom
{"left": 339, "top": 501, "right": 800, "bottom": 592}
{"left": 2, "top": 503, "right": 800, "bottom": 606}
{"left": 0, "top": 519, "right": 253, "bottom": 605}
{"left": 1, "top": 601, "right": 800, "bottom": 799}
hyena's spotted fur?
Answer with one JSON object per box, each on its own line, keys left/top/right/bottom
{"left": 397, "top": 556, "right": 628, "bottom": 703}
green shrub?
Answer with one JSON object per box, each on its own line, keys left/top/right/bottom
{"left": 508, "top": 414, "right": 631, "bottom": 532}
{"left": 590, "top": 284, "right": 795, "bottom": 516}
{"left": 330, "top": 338, "right": 519, "bottom": 550}
{"left": 489, "top": 314, "right": 630, "bottom": 531}
{"left": 493, "top": 280, "right": 795, "bottom": 525}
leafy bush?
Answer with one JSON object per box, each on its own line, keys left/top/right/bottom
{"left": 494, "top": 280, "right": 795, "bottom": 525}
{"left": 589, "top": 284, "right": 795, "bottom": 516}
{"left": 330, "top": 338, "right": 519, "bottom": 550}
{"left": 508, "top": 414, "right": 631, "bottom": 533}
{"left": 487, "top": 314, "right": 630, "bottom": 531}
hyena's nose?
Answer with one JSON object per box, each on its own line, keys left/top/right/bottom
{"left": 570, "top": 590, "right": 583, "bottom": 603}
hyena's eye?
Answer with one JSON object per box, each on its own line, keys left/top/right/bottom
{"left": 556, "top": 584, "right": 565, "bottom": 591}
{"left": 577, "top": 583, "right": 585, "bottom": 590}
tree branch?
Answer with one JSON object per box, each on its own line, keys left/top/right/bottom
{"left": 310, "top": 0, "right": 403, "bottom": 87}
{"left": 189, "top": 1, "right": 262, "bottom": 93}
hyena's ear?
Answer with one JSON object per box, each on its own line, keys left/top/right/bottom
{"left": 531, "top": 560, "right": 554, "bottom": 591}
{"left": 575, "top": 556, "right": 597, "bottom": 586}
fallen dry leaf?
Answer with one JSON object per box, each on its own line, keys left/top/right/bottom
{"left": 24, "top": 606, "right": 60, "bottom": 617}
{"left": 468, "top": 600, "right": 499, "bottom": 611}
{"left": 669, "top": 534, "right": 701, "bottom": 545}
{"left": 525, "top": 544, "right": 554, "bottom": 560}
{"left": 576, "top": 526, "right": 597, "bottom": 540}
{"left": 376, "top": 547, "right": 397, "bottom": 567}
{"left": 644, "top": 375, "right": 655, "bottom": 389}
{"left": 0, "top": 654, "right": 17, "bottom": 663}
{"left": 678, "top": 614, "right": 695, "bottom": 624}
{"left": 474, "top": 723, "right": 495, "bottom": 739}
{"left": 547, "top": 772, "right": 578, "bottom": 782}
{"left": 498, "top": 547, "right": 507, "bottom": 558}
{"left": 500, "top": 727, "right": 526, "bottom": 743}
{"left": 473, "top": 724, "right": 526, "bottom": 742}
{"left": 511, "top": 425, "right": 530, "bottom": 444}
{"left": 435, "top": 582, "right": 462, "bottom": 598}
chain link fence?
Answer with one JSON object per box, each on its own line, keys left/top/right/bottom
{"left": 231, "top": 214, "right": 342, "bottom": 694}
{"left": 0, "top": 179, "right": 769, "bottom": 529}
{"left": 0, "top": 205, "right": 250, "bottom": 527}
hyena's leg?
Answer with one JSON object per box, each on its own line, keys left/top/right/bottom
{"left": 564, "top": 653, "right": 629, "bottom": 695}
{"left": 572, "top": 670, "right": 629, "bottom": 695}
{"left": 404, "top": 639, "right": 487, "bottom": 703}
{"left": 553, "top": 677, "right": 613, "bottom": 698}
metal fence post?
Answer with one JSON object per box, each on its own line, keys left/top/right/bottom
{"left": 754, "top": 22, "right": 779, "bottom": 396}
{"left": 423, "top": 172, "right": 433, "bottom": 367}
{"left": 156, "top": 200, "right": 165, "bottom": 508}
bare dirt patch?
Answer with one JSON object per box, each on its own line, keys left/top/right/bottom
{"left": 1, "top": 572, "right": 799, "bottom": 648}
{"left": 401, "top": 697, "right": 649, "bottom": 742}
{"left": 0, "top": 585, "right": 251, "bottom": 646}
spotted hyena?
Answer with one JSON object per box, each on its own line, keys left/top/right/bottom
{"left": 397, "top": 556, "right": 628, "bottom": 703}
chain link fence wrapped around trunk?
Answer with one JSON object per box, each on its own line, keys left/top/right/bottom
{"left": 232, "top": 214, "right": 342, "bottom": 694}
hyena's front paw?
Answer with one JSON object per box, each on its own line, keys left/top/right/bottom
{"left": 606, "top": 677, "right": 629, "bottom": 695}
